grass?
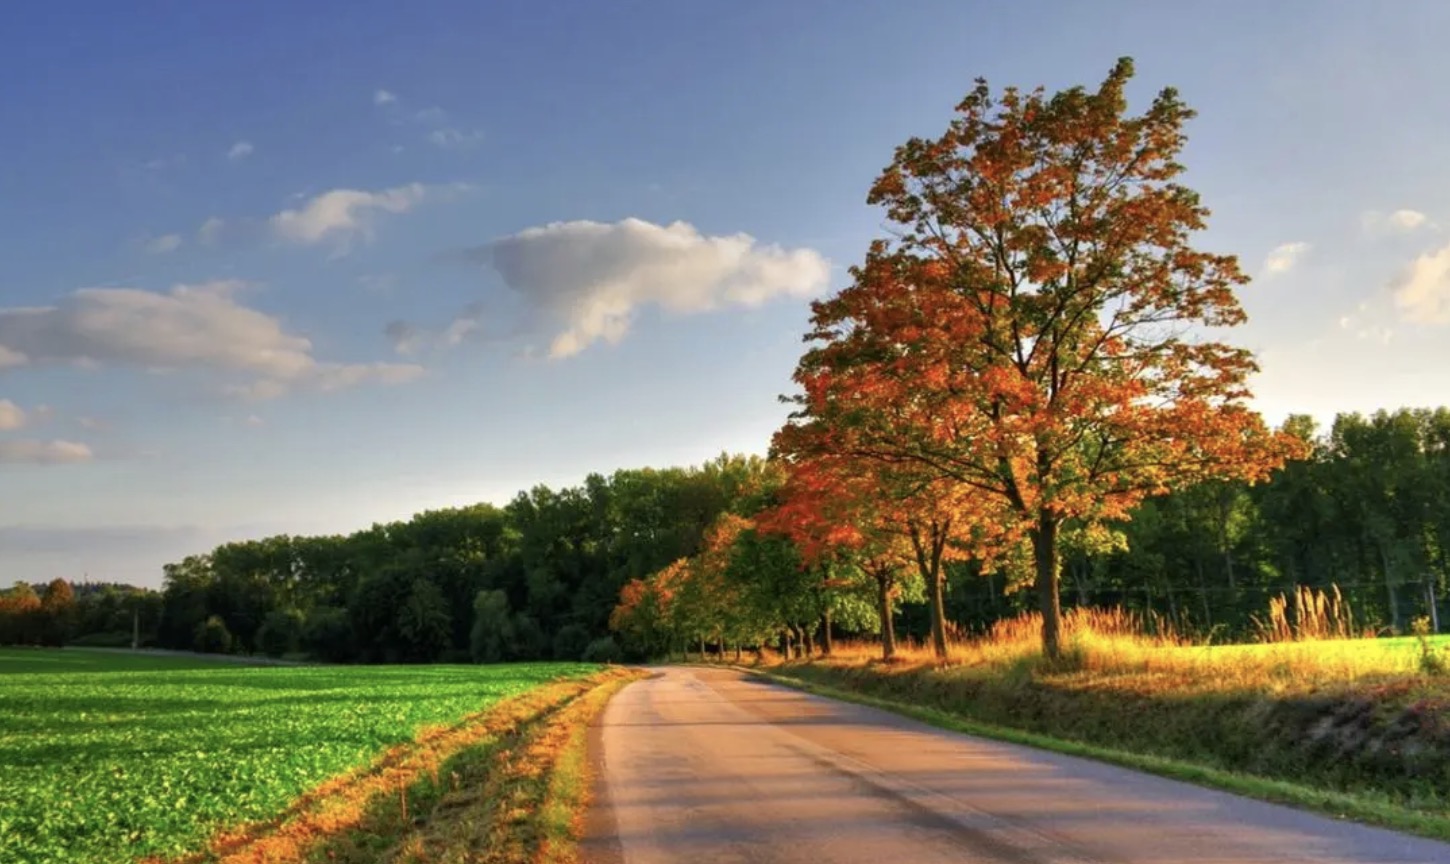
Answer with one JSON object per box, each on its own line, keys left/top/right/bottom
{"left": 752, "top": 667, "right": 1450, "bottom": 842}
{"left": 384, "top": 669, "right": 644, "bottom": 864}
{"left": 741, "top": 600, "right": 1450, "bottom": 841}
{"left": 0, "top": 647, "right": 600, "bottom": 864}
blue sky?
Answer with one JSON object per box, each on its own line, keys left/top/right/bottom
{"left": 5, "top": 1, "right": 1450, "bottom": 587}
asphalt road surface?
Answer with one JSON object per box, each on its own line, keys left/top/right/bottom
{"left": 581, "top": 666, "right": 1450, "bottom": 864}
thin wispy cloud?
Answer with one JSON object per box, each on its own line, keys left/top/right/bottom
{"left": 1362, "top": 208, "right": 1432, "bottom": 234}
{"left": 0, "top": 438, "right": 93, "bottom": 464}
{"left": 142, "top": 233, "right": 183, "bottom": 254}
{"left": 270, "top": 183, "right": 427, "bottom": 252}
{"left": 374, "top": 88, "right": 396, "bottom": 105}
{"left": 1261, "top": 242, "right": 1311, "bottom": 277}
{"left": 0, "top": 398, "right": 26, "bottom": 430}
{"left": 1393, "top": 240, "right": 1450, "bottom": 324}
{"left": 226, "top": 140, "right": 255, "bottom": 161}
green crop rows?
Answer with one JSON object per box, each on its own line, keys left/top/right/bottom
{"left": 0, "top": 649, "right": 596, "bottom": 864}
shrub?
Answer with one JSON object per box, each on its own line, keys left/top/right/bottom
{"left": 582, "top": 636, "right": 623, "bottom": 664}
{"left": 552, "top": 624, "right": 592, "bottom": 661}
{"left": 303, "top": 607, "right": 355, "bottom": 663}
{"left": 194, "top": 615, "right": 233, "bottom": 655}
{"left": 256, "top": 609, "right": 305, "bottom": 658}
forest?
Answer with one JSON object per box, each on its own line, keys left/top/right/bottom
{"left": 1, "top": 408, "right": 1447, "bottom": 663}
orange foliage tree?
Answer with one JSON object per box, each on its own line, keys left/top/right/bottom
{"left": 780, "top": 57, "right": 1306, "bottom": 659}
{"left": 762, "top": 443, "right": 1005, "bottom": 660}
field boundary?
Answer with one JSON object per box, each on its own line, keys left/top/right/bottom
{"left": 146, "top": 667, "right": 642, "bottom": 864}
{"left": 713, "top": 662, "right": 1450, "bottom": 844}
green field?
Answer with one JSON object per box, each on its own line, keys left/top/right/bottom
{"left": 0, "top": 648, "right": 597, "bottom": 864}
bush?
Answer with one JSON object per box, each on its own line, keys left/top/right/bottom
{"left": 194, "top": 615, "right": 233, "bottom": 655}
{"left": 582, "top": 636, "right": 623, "bottom": 664}
{"left": 552, "top": 624, "right": 592, "bottom": 661}
{"left": 303, "top": 606, "right": 354, "bottom": 663}
{"left": 69, "top": 631, "right": 135, "bottom": 648}
{"left": 256, "top": 609, "right": 305, "bottom": 658}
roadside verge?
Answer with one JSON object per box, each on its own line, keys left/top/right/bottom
{"left": 736, "top": 663, "right": 1450, "bottom": 844}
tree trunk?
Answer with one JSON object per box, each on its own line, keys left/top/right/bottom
{"left": 928, "top": 570, "right": 948, "bottom": 660}
{"left": 821, "top": 609, "right": 834, "bottom": 656}
{"left": 911, "top": 522, "right": 950, "bottom": 661}
{"left": 874, "top": 566, "right": 897, "bottom": 661}
{"left": 1195, "top": 556, "right": 1212, "bottom": 626}
{"left": 780, "top": 630, "right": 791, "bottom": 659}
{"left": 698, "top": 635, "right": 706, "bottom": 662}
{"left": 735, "top": 643, "right": 742, "bottom": 663}
{"left": 802, "top": 625, "right": 815, "bottom": 658}
{"left": 1031, "top": 514, "right": 1064, "bottom": 660}
{"left": 1380, "top": 546, "right": 1402, "bottom": 633}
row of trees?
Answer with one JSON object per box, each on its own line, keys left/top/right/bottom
{"left": 9, "top": 407, "right": 1447, "bottom": 664}
{"left": 145, "top": 455, "right": 784, "bottom": 663}
{"left": 0, "top": 580, "right": 161, "bottom": 647}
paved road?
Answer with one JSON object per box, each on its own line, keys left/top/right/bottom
{"left": 582, "top": 666, "right": 1450, "bottom": 864}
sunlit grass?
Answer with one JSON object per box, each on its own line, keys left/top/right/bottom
{"left": 812, "top": 598, "right": 1450, "bottom": 693}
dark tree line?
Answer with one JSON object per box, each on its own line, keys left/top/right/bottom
{"left": 147, "top": 454, "right": 782, "bottom": 663}
{"left": 6, "top": 408, "right": 1447, "bottom": 662}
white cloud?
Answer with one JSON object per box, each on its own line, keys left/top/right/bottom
{"left": 197, "top": 217, "right": 226, "bottom": 246}
{"left": 1362, "top": 209, "right": 1431, "bottom": 234}
{"left": 1393, "top": 241, "right": 1450, "bottom": 324}
{"left": 245, "top": 414, "right": 265, "bottom": 427}
{"left": 386, "top": 303, "right": 485, "bottom": 356}
{"left": 270, "top": 183, "right": 426, "bottom": 251}
{"left": 374, "top": 89, "right": 397, "bottom": 106}
{"left": 0, "top": 345, "right": 25, "bottom": 368}
{"left": 1262, "top": 242, "right": 1311, "bottom": 277}
{"left": 0, "top": 399, "right": 25, "bottom": 430}
{"left": 0, "top": 281, "right": 424, "bottom": 400}
{"left": 227, "top": 140, "right": 255, "bottom": 161}
{"left": 0, "top": 439, "right": 93, "bottom": 465}
{"left": 143, "top": 233, "right": 183, "bottom": 254}
{"left": 429, "top": 127, "right": 485, "bottom": 150}
{"left": 476, "top": 218, "right": 831, "bottom": 358}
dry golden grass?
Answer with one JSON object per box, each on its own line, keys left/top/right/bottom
{"left": 387, "top": 669, "right": 644, "bottom": 864}
{"left": 797, "top": 595, "right": 1441, "bottom": 694}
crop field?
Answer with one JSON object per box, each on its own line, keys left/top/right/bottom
{"left": 0, "top": 648, "right": 598, "bottom": 864}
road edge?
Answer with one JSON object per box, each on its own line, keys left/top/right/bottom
{"left": 718, "top": 662, "right": 1450, "bottom": 844}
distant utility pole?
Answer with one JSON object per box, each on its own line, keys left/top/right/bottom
{"left": 1429, "top": 578, "right": 1442, "bottom": 635}
{"left": 132, "top": 606, "right": 140, "bottom": 650}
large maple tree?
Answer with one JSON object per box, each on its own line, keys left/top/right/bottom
{"left": 778, "top": 57, "right": 1305, "bottom": 659}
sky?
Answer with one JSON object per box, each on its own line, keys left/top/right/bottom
{"left": 4, "top": 0, "right": 1450, "bottom": 588}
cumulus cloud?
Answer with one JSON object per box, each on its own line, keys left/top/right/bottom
{"left": 374, "top": 89, "right": 396, "bottom": 105}
{"left": 143, "top": 233, "right": 183, "bottom": 254}
{"left": 470, "top": 218, "right": 831, "bottom": 358}
{"left": 0, "top": 281, "right": 423, "bottom": 400}
{"left": 270, "top": 183, "right": 426, "bottom": 250}
{"left": 1262, "top": 242, "right": 1311, "bottom": 277}
{"left": 1393, "top": 242, "right": 1450, "bottom": 324}
{"left": 0, "top": 399, "right": 25, "bottom": 430}
{"left": 0, "top": 439, "right": 93, "bottom": 464}
{"left": 1363, "top": 209, "right": 1431, "bottom": 234}
{"left": 227, "top": 140, "right": 255, "bottom": 161}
